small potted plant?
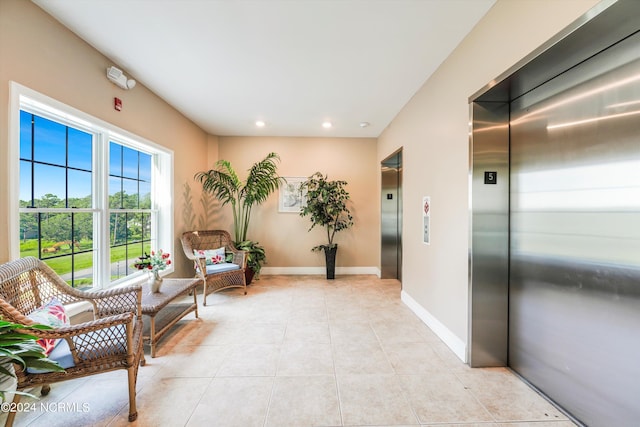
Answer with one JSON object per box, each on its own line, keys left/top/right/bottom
{"left": 233, "top": 240, "right": 265, "bottom": 283}
{"left": 134, "top": 250, "right": 171, "bottom": 292}
{"left": 299, "top": 172, "right": 354, "bottom": 279}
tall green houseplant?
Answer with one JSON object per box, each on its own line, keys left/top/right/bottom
{"left": 195, "top": 152, "right": 284, "bottom": 278}
{"left": 300, "top": 172, "right": 354, "bottom": 279}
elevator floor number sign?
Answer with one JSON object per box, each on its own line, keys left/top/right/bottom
{"left": 484, "top": 171, "right": 497, "bottom": 184}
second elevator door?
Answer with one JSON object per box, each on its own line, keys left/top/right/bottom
{"left": 381, "top": 150, "right": 402, "bottom": 281}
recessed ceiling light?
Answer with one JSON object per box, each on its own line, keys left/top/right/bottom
{"left": 359, "top": 122, "right": 370, "bottom": 128}
{"left": 322, "top": 121, "right": 332, "bottom": 129}
{"left": 255, "top": 120, "right": 266, "bottom": 128}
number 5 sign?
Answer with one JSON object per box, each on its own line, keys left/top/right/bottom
{"left": 423, "top": 196, "right": 431, "bottom": 245}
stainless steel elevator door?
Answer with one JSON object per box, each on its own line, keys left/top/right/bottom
{"left": 509, "top": 32, "right": 640, "bottom": 426}
{"left": 381, "top": 151, "right": 402, "bottom": 281}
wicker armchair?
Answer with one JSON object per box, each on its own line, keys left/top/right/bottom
{"left": 181, "top": 230, "right": 247, "bottom": 305}
{"left": 0, "top": 257, "right": 143, "bottom": 425}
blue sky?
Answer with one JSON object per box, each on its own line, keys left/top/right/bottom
{"left": 20, "top": 110, "right": 151, "bottom": 203}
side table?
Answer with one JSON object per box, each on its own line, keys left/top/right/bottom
{"left": 141, "top": 277, "right": 200, "bottom": 359}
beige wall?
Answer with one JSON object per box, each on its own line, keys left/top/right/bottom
{"left": 0, "top": 1, "right": 379, "bottom": 278}
{"left": 378, "top": 0, "right": 600, "bottom": 355}
{"left": 214, "top": 136, "right": 379, "bottom": 271}
{"left": 1, "top": 0, "right": 603, "bottom": 351}
{"left": 0, "top": 0, "right": 210, "bottom": 276}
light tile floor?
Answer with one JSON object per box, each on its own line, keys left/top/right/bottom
{"left": 2, "top": 275, "right": 576, "bottom": 427}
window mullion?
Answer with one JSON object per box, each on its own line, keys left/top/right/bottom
{"left": 95, "top": 132, "right": 109, "bottom": 290}
{"left": 30, "top": 114, "right": 35, "bottom": 207}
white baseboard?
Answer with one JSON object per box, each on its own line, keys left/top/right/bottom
{"left": 401, "top": 290, "right": 467, "bottom": 363}
{"left": 260, "top": 266, "right": 380, "bottom": 276}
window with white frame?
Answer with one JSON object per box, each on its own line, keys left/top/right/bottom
{"left": 11, "top": 83, "right": 173, "bottom": 289}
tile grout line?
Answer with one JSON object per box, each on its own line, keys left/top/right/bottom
{"left": 327, "top": 295, "right": 345, "bottom": 427}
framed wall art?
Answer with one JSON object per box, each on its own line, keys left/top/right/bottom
{"left": 279, "top": 177, "right": 307, "bottom": 212}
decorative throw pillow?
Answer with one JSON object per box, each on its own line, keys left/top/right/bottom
{"left": 193, "top": 247, "right": 226, "bottom": 265}
{"left": 27, "top": 297, "right": 70, "bottom": 355}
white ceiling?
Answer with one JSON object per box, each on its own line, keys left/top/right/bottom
{"left": 33, "top": 0, "right": 495, "bottom": 138}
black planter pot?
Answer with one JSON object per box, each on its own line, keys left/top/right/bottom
{"left": 245, "top": 267, "right": 256, "bottom": 285}
{"left": 324, "top": 245, "right": 338, "bottom": 280}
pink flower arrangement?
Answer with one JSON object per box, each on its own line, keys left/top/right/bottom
{"left": 134, "top": 250, "right": 171, "bottom": 272}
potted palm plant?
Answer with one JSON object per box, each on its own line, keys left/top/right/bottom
{"left": 0, "top": 319, "right": 64, "bottom": 402}
{"left": 299, "top": 172, "right": 354, "bottom": 279}
{"left": 195, "top": 152, "right": 285, "bottom": 282}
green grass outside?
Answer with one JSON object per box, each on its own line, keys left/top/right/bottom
{"left": 19, "top": 240, "right": 149, "bottom": 279}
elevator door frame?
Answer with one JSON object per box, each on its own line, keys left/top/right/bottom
{"left": 468, "top": 1, "right": 640, "bottom": 425}
{"left": 468, "top": 0, "right": 640, "bottom": 368}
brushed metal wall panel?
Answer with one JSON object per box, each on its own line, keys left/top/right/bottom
{"left": 509, "top": 31, "right": 640, "bottom": 426}
{"left": 468, "top": 101, "right": 510, "bottom": 367}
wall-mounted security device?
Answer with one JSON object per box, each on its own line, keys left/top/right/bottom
{"left": 106, "top": 66, "right": 136, "bottom": 90}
